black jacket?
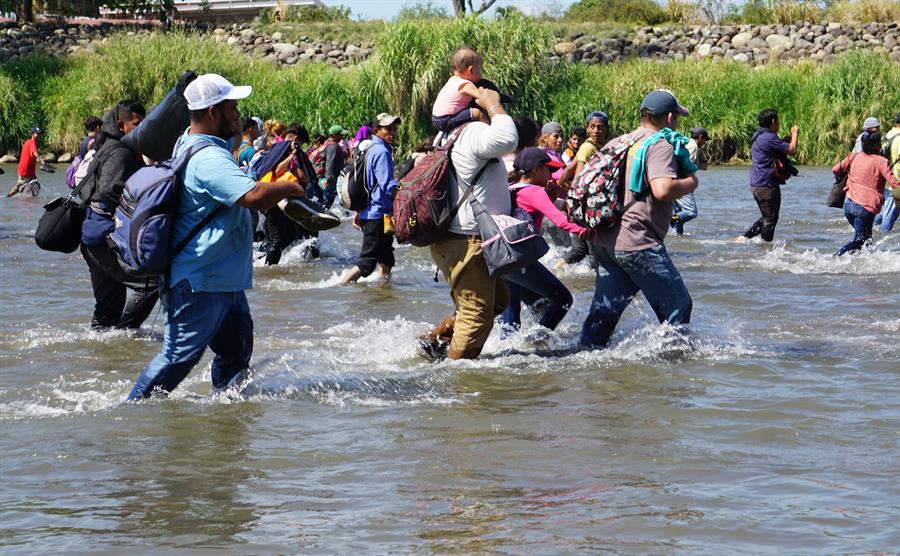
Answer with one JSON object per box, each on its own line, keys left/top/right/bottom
{"left": 79, "top": 110, "right": 142, "bottom": 214}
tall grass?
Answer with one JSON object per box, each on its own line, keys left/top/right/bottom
{"left": 6, "top": 21, "right": 899, "bottom": 165}
{"left": 0, "top": 56, "right": 62, "bottom": 155}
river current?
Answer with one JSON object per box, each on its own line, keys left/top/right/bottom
{"left": 0, "top": 164, "right": 897, "bottom": 554}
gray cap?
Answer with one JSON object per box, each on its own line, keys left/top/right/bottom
{"left": 541, "top": 121, "right": 563, "bottom": 135}
{"left": 863, "top": 116, "right": 880, "bottom": 130}
{"left": 640, "top": 89, "right": 689, "bottom": 117}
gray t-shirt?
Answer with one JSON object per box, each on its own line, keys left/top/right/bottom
{"left": 595, "top": 126, "right": 679, "bottom": 252}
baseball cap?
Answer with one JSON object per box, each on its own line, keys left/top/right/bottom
{"left": 31, "top": 127, "right": 42, "bottom": 134}
{"left": 541, "top": 121, "right": 563, "bottom": 135}
{"left": 690, "top": 127, "right": 709, "bottom": 140}
{"left": 513, "top": 147, "right": 565, "bottom": 174}
{"left": 585, "top": 111, "right": 609, "bottom": 124}
{"left": 374, "top": 113, "right": 401, "bottom": 127}
{"left": 863, "top": 116, "right": 880, "bottom": 130}
{"left": 183, "top": 73, "right": 252, "bottom": 111}
{"left": 328, "top": 124, "right": 346, "bottom": 135}
{"left": 640, "top": 89, "right": 689, "bottom": 117}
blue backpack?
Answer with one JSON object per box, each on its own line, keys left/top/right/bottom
{"left": 109, "top": 143, "right": 223, "bottom": 274}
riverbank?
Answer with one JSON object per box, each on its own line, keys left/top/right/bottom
{"left": 1, "top": 16, "right": 898, "bottom": 164}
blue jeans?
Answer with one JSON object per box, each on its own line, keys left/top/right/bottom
{"left": 501, "top": 262, "right": 573, "bottom": 331}
{"left": 580, "top": 244, "right": 692, "bottom": 348}
{"left": 834, "top": 198, "right": 875, "bottom": 256}
{"left": 874, "top": 190, "right": 897, "bottom": 232}
{"left": 672, "top": 192, "right": 698, "bottom": 235}
{"left": 128, "top": 280, "right": 253, "bottom": 400}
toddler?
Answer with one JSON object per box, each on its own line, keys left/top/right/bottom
{"left": 432, "top": 47, "right": 484, "bottom": 132}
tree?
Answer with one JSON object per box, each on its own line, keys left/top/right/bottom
{"left": 450, "top": 0, "right": 498, "bottom": 17}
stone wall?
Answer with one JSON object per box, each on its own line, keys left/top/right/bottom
{"left": 2, "top": 20, "right": 898, "bottom": 69}
{"left": 553, "top": 21, "right": 900, "bottom": 66}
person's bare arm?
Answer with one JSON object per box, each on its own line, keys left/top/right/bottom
{"left": 650, "top": 175, "right": 698, "bottom": 202}
{"left": 557, "top": 160, "right": 581, "bottom": 190}
{"left": 237, "top": 180, "right": 304, "bottom": 210}
{"left": 459, "top": 81, "right": 481, "bottom": 100}
{"left": 785, "top": 125, "right": 799, "bottom": 156}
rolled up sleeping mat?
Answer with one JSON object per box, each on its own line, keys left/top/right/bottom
{"left": 121, "top": 87, "right": 190, "bottom": 163}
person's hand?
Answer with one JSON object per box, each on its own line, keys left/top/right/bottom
{"left": 577, "top": 229, "right": 590, "bottom": 240}
{"left": 790, "top": 125, "right": 800, "bottom": 135}
{"left": 292, "top": 182, "right": 305, "bottom": 198}
{"left": 352, "top": 213, "right": 361, "bottom": 230}
{"left": 475, "top": 88, "right": 501, "bottom": 111}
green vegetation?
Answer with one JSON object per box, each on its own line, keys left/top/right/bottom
{"left": 254, "top": 20, "right": 386, "bottom": 46}
{"left": 565, "top": 0, "right": 670, "bottom": 25}
{"left": 2, "top": 16, "right": 897, "bottom": 165}
{"left": 257, "top": 4, "right": 351, "bottom": 25}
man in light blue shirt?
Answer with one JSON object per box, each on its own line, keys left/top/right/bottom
{"left": 340, "top": 112, "right": 401, "bottom": 284}
{"left": 129, "top": 74, "right": 306, "bottom": 400}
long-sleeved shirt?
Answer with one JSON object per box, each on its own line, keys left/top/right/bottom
{"left": 444, "top": 115, "right": 519, "bottom": 235}
{"left": 510, "top": 182, "right": 586, "bottom": 234}
{"left": 833, "top": 152, "right": 900, "bottom": 214}
{"left": 323, "top": 142, "right": 345, "bottom": 188}
{"left": 359, "top": 136, "right": 398, "bottom": 220}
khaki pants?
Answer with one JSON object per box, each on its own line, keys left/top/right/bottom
{"left": 430, "top": 237, "right": 508, "bottom": 359}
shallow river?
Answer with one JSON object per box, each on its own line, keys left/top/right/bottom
{"left": 0, "top": 164, "right": 898, "bottom": 554}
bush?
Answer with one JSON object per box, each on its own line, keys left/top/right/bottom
{"left": 565, "top": 0, "right": 670, "bottom": 25}
{"left": 396, "top": 1, "right": 450, "bottom": 20}
{"left": 258, "top": 4, "right": 351, "bottom": 25}
{"left": 827, "top": 0, "right": 900, "bottom": 23}
{"left": 0, "top": 56, "right": 62, "bottom": 154}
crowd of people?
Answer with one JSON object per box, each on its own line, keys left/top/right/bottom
{"left": 5, "top": 46, "right": 897, "bottom": 401}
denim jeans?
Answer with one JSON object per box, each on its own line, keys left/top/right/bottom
{"left": 580, "top": 244, "right": 692, "bottom": 348}
{"left": 874, "top": 190, "right": 897, "bottom": 232}
{"left": 128, "top": 279, "right": 253, "bottom": 400}
{"left": 501, "top": 262, "right": 573, "bottom": 331}
{"left": 834, "top": 198, "right": 875, "bottom": 256}
{"left": 672, "top": 192, "right": 698, "bottom": 235}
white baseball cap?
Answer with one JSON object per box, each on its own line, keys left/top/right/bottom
{"left": 183, "top": 73, "right": 252, "bottom": 110}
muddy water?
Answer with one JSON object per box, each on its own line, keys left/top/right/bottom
{"left": 0, "top": 164, "right": 897, "bottom": 554}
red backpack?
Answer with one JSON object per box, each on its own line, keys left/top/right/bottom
{"left": 393, "top": 126, "right": 476, "bottom": 247}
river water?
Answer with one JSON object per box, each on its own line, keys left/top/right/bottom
{"left": 0, "top": 164, "right": 897, "bottom": 554}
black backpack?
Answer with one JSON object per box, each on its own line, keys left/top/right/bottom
{"left": 337, "top": 145, "right": 370, "bottom": 211}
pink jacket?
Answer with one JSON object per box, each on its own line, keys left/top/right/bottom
{"left": 511, "top": 183, "right": 586, "bottom": 234}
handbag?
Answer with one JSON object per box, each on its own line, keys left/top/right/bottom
{"left": 34, "top": 151, "right": 101, "bottom": 253}
{"left": 827, "top": 153, "right": 856, "bottom": 209}
{"left": 470, "top": 197, "right": 549, "bottom": 277}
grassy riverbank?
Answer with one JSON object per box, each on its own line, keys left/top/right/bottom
{"left": 1, "top": 15, "right": 898, "bottom": 164}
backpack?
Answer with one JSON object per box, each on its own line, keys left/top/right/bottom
{"left": 313, "top": 140, "right": 336, "bottom": 177}
{"left": 393, "top": 126, "right": 476, "bottom": 247}
{"left": 109, "top": 143, "right": 222, "bottom": 274}
{"left": 566, "top": 136, "right": 634, "bottom": 229}
{"left": 69, "top": 149, "right": 96, "bottom": 189}
{"left": 883, "top": 131, "right": 900, "bottom": 163}
{"left": 65, "top": 154, "right": 82, "bottom": 189}
{"left": 337, "top": 143, "right": 370, "bottom": 211}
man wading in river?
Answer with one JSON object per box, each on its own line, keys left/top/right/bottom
{"left": 128, "top": 74, "right": 306, "bottom": 400}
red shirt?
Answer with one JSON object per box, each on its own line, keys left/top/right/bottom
{"left": 18, "top": 137, "right": 37, "bottom": 178}
{"left": 833, "top": 152, "right": 900, "bottom": 214}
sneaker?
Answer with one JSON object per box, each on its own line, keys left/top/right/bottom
{"left": 416, "top": 338, "right": 448, "bottom": 362}
{"left": 279, "top": 197, "right": 341, "bottom": 232}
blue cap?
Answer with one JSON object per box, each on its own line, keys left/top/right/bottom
{"left": 586, "top": 111, "right": 609, "bottom": 124}
{"left": 640, "top": 89, "right": 689, "bottom": 117}
{"left": 31, "top": 127, "right": 42, "bottom": 134}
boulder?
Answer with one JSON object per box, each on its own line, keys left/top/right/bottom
{"left": 57, "top": 152, "right": 73, "bottom": 163}
{"left": 733, "top": 52, "right": 751, "bottom": 63}
{"left": 272, "top": 42, "right": 299, "bottom": 57}
{"left": 555, "top": 42, "right": 577, "bottom": 55}
{"left": 239, "top": 28, "right": 256, "bottom": 40}
{"left": 697, "top": 43, "right": 713, "bottom": 57}
{"left": 732, "top": 31, "right": 753, "bottom": 49}
{"left": 0, "top": 154, "right": 17, "bottom": 163}
{"left": 326, "top": 48, "right": 343, "bottom": 58}
{"left": 271, "top": 31, "right": 283, "bottom": 41}
{"left": 765, "top": 34, "right": 792, "bottom": 49}
{"left": 41, "top": 153, "right": 56, "bottom": 163}
{"left": 748, "top": 37, "right": 768, "bottom": 49}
